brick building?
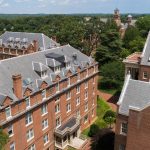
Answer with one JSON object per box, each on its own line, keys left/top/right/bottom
{"left": 0, "top": 44, "right": 98, "bottom": 150}
{"left": 0, "top": 31, "right": 60, "bottom": 60}
{"left": 115, "top": 31, "right": 150, "bottom": 150}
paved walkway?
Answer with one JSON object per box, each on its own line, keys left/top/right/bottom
{"left": 97, "top": 90, "right": 118, "bottom": 112}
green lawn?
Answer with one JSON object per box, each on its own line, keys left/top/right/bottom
{"left": 82, "top": 98, "right": 111, "bottom": 137}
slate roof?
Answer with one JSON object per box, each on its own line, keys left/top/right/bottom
{"left": 0, "top": 31, "right": 60, "bottom": 50}
{"left": 141, "top": 31, "right": 150, "bottom": 66}
{"left": 0, "top": 44, "right": 94, "bottom": 105}
{"left": 118, "top": 74, "right": 150, "bottom": 116}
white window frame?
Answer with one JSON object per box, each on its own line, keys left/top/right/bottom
{"left": 55, "top": 103, "right": 60, "bottom": 114}
{"left": 76, "top": 110, "right": 80, "bottom": 117}
{"left": 43, "top": 134, "right": 49, "bottom": 145}
{"left": 66, "top": 62, "right": 71, "bottom": 69}
{"left": 84, "top": 103, "right": 88, "bottom": 112}
{"left": 26, "top": 97, "right": 31, "bottom": 109}
{"left": 143, "top": 71, "right": 148, "bottom": 79}
{"left": 76, "top": 85, "right": 80, "bottom": 94}
{"left": 67, "top": 77, "right": 71, "bottom": 87}
{"left": 25, "top": 113, "right": 33, "bottom": 126}
{"left": 5, "top": 106, "right": 12, "bottom": 119}
{"left": 85, "top": 81, "right": 88, "bottom": 89}
{"left": 10, "top": 142, "right": 15, "bottom": 150}
{"left": 41, "top": 89, "right": 46, "bottom": 100}
{"left": 84, "top": 115, "right": 88, "bottom": 124}
{"left": 27, "top": 128, "right": 34, "bottom": 142}
{"left": 55, "top": 66, "right": 60, "bottom": 73}
{"left": 28, "top": 144, "right": 36, "bottom": 150}
{"left": 66, "top": 103, "right": 71, "bottom": 113}
{"left": 42, "top": 119, "right": 48, "bottom": 130}
{"left": 66, "top": 91, "right": 71, "bottom": 100}
{"left": 76, "top": 97, "right": 80, "bottom": 106}
{"left": 41, "top": 104, "right": 48, "bottom": 116}
{"left": 8, "top": 125, "right": 14, "bottom": 137}
{"left": 41, "top": 71, "right": 47, "bottom": 78}
{"left": 56, "top": 117, "right": 61, "bottom": 128}
{"left": 55, "top": 97, "right": 60, "bottom": 103}
{"left": 84, "top": 91, "right": 88, "bottom": 100}
{"left": 120, "top": 122, "right": 128, "bottom": 135}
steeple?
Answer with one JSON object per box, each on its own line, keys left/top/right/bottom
{"left": 113, "top": 8, "right": 121, "bottom": 26}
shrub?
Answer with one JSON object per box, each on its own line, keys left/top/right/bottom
{"left": 88, "top": 124, "right": 100, "bottom": 137}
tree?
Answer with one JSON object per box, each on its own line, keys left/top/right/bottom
{"left": 91, "top": 128, "right": 115, "bottom": 150}
{"left": 103, "top": 110, "right": 116, "bottom": 128}
{"left": 123, "top": 26, "right": 140, "bottom": 49}
{"left": 88, "top": 124, "right": 100, "bottom": 137}
{"left": 0, "top": 127, "right": 9, "bottom": 150}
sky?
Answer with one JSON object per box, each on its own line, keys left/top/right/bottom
{"left": 0, "top": 0, "right": 150, "bottom": 14}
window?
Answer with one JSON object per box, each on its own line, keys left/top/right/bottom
{"left": 85, "top": 81, "right": 88, "bottom": 89}
{"left": 56, "top": 117, "right": 61, "bottom": 128}
{"left": 25, "top": 113, "right": 33, "bottom": 125}
{"left": 85, "top": 103, "right": 88, "bottom": 112}
{"left": 55, "top": 83, "right": 59, "bottom": 92}
{"left": 10, "top": 142, "right": 15, "bottom": 150}
{"left": 41, "top": 104, "right": 48, "bottom": 115}
{"left": 43, "top": 134, "right": 49, "bottom": 145}
{"left": 55, "top": 97, "right": 60, "bottom": 102}
{"left": 84, "top": 115, "right": 88, "bottom": 123}
{"left": 76, "top": 110, "right": 80, "bottom": 117}
{"left": 42, "top": 89, "right": 46, "bottom": 100}
{"left": 93, "top": 77, "right": 95, "bottom": 84}
{"left": 55, "top": 103, "right": 60, "bottom": 113}
{"left": 42, "top": 119, "right": 48, "bottom": 130}
{"left": 92, "top": 98, "right": 94, "bottom": 106}
{"left": 27, "top": 128, "right": 34, "bottom": 141}
{"left": 121, "top": 122, "right": 128, "bottom": 134}
{"left": 119, "top": 144, "right": 126, "bottom": 150}
{"left": 28, "top": 144, "right": 36, "bottom": 150}
{"left": 66, "top": 91, "right": 71, "bottom": 100}
{"left": 66, "top": 62, "right": 71, "bottom": 69}
{"left": 76, "top": 85, "right": 80, "bottom": 94}
{"left": 67, "top": 78, "right": 71, "bottom": 87}
{"left": 5, "top": 106, "right": 11, "bottom": 119}
{"left": 8, "top": 125, "right": 13, "bottom": 137}
{"left": 76, "top": 97, "right": 80, "bottom": 106}
{"left": 77, "top": 73, "right": 80, "bottom": 81}
{"left": 55, "top": 66, "right": 60, "bottom": 73}
{"left": 143, "top": 71, "right": 148, "bottom": 79}
{"left": 84, "top": 91, "right": 88, "bottom": 100}
{"left": 92, "top": 109, "right": 94, "bottom": 117}
{"left": 41, "top": 71, "right": 47, "bottom": 78}
{"left": 93, "top": 87, "right": 95, "bottom": 95}
{"left": 26, "top": 97, "right": 30, "bottom": 108}
{"left": 94, "top": 66, "right": 96, "bottom": 73}
{"left": 66, "top": 103, "right": 71, "bottom": 113}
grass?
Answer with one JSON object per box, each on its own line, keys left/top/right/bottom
{"left": 82, "top": 98, "right": 111, "bottom": 137}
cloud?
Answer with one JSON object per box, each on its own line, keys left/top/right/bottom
{"left": 0, "top": 0, "right": 9, "bottom": 7}
{"left": 15, "top": 0, "right": 30, "bottom": 2}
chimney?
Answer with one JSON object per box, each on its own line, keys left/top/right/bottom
{"left": 12, "top": 74, "right": 22, "bottom": 99}
{"left": 33, "top": 40, "right": 38, "bottom": 52}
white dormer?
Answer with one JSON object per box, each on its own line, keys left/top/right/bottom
{"left": 55, "top": 66, "right": 61, "bottom": 74}
{"left": 66, "top": 62, "right": 71, "bottom": 69}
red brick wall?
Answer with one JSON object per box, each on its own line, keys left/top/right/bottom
{"left": 138, "top": 65, "right": 150, "bottom": 82}
{"left": 1, "top": 66, "right": 98, "bottom": 150}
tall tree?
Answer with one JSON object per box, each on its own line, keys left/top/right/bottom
{"left": 0, "top": 127, "right": 9, "bottom": 150}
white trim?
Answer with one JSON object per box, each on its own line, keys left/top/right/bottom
{"left": 141, "top": 31, "right": 150, "bottom": 58}
{"left": 42, "top": 33, "right": 46, "bottom": 50}
{"left": 117, "top": 74, "right": 131, "bottom": 105}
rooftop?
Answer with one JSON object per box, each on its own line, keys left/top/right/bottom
{"left": 118, "top": 74, "right": 150, "bottom": 116}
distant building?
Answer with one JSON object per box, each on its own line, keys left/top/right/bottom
{"left": 113, "top": 8, "right": 137, "bottom": 38}
{"left": 0, "top": 44, "right": 98, "bottom": 150}
{"left": 115, "top": 32, "right": 150, "bottom": 150}
{"left": 0, "top": 31, "right": 60, "bottom": 60}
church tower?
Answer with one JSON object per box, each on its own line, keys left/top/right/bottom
{"left": 113, "top": 8, "right": 121, "bottom": 26}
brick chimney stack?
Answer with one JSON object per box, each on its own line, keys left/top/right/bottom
{"left": 12, "top": 74, "right": 22, "bottom": 99}
{"left": 33, "top": 40, "right": 38, "bottom": 52}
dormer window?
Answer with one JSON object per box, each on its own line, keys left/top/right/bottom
{"left": 66, "top": 62, "right": 71, "bottom": 69}
{"left": 42, "top": 89, "right": 46, "bottom": 100}
{"left": 25, "top": 97, "right": 30, "bottom": 109}
{"left": 41, "top": 71, "right": 47, "bottom": 78}
{"left": 5, "top": 106, "right": 11, "bottom": 120}
{"left": 55, "top": 66, "right": 60, "bottom": 73}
